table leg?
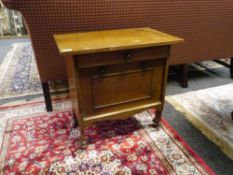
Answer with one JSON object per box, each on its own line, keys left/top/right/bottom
{"left": 73, "top": 112, "right": 79, "bottom": 128}
{"left": 42, "top": 82, "right": 53, "bottom": 112}
{"left": 230, "top": 58, "right": 233, "bottom": 79}
{"left": 179, "top": 64, "right": 189, "bottom": 88}
{"left": 80, "top": 128, "right": 87, "bottom": 148}
{"left": 153, "top": 110, "right": 162, "bottom": 127}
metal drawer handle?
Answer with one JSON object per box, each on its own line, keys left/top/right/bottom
{"left": 141, "top": 61, "right": 150, "bottom": 70}
{"left": 99, "top": 66, "right": 107, "bottom": 75}
{"left": 124, "top": 52, "right": 132, "bottom": 62}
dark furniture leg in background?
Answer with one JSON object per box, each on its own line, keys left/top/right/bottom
{"left": 42, "top": 82, "right": 53, "bottom": 112}
{"left": 179, "top": 64, "right": 189, "bottom": 88}
{"left": 230, "top": 58, "right": 233, "bottom": 79}
{"left": 230, "top": 59, "right": 233, "bottom": 121}
{"left": 214, "top": 58, "right": 233, "bottom": 79}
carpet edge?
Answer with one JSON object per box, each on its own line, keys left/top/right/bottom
{"left": 161, "top": 118, "right": 217, "bottom": 175}
{"left": 165, "top": 96, "right": 233, "bottom": 160}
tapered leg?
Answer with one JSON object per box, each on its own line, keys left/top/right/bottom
{"left": 153, "top": 110, "right": 162, "bottom": 127}
{"left": 72, "top": 112, "right": 79, "bottom": 128}
{"left": 42, "top": 82, "right": 53, "bottom": 112}
{"left": 178, "top": 64, "right": 189, "bottom": 88}
{"left": 80, "top": 128, "right": 87, "bottom": 148}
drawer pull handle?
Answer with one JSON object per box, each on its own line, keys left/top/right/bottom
{"left": 124, "top": 52, "right": 132, "bottom": 62}
{"left": 141, "top": 62, "right": 150, "bottom": 70}
{"left": 99, "top": 66, "right": 107, "bottom": 75}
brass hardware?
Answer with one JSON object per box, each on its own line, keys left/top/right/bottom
{"left": 99, "top": 66, "right": 106, "bottom": 75}
{"left": 141, "top": 61, "right": 150, "bottom": 70}
{"left": 124, "top": 52, "right": 132, "bottom": 62}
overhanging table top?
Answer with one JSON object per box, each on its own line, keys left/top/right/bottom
{"left": 54, "top": 27, "right": 183, "bottom": 56}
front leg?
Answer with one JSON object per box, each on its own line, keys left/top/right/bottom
{"left": 72, "top": 111, "right": 79, "bottom": 128}
{"left": 80, "top": 128, "right": 87, "bottom": 149}
{"left": 153, "top": 110, "right": 162, "bottom": 127}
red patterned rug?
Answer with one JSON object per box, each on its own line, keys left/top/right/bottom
{"left": 0, "top": 100, "right": 216, "bottom": 175}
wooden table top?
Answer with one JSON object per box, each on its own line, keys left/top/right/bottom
{"left": 54, "top": 27, "right": 183, "bottom": 56}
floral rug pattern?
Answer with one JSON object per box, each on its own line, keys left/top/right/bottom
{"left": 49, "top": 150, "right": 132, "bottom": 175}
{"left": 0, "top": 43, "right": 41, "bottom": 98}
{"left": 0, "top": 43, "right": 68, "bottom": 99}
{"left": 167, "top": 83, "right": 233, "bottom": 159}
{"left": 0, "top": 100, "right": 215, "bottom": 175}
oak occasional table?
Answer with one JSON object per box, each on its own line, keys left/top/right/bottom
{"left": 54, "top": 28, "right": 183, "bottom": 145}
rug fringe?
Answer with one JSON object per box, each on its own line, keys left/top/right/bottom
{"left": 166, "top": 96, "right": 233, "bottom": 160}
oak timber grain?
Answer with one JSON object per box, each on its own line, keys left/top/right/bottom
{"left": 54, "top": 27, "right": 183, "bottom": 56}
{"left": 54, "top": 28, "right": 183, "bottom": 145}
{"left": 76, "top": 46, "right": 169, "bottom": 68}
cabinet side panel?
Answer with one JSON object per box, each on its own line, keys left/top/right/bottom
{"left": 65, "top": 56, "right": 81, "bottom": 119}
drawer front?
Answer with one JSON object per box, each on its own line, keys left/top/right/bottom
{"left": 76, "top": 46, "right": 169, "bottom": 68}
{"left": 93, "top": 70, "right": 153, "bottom": 109}
{"left": 78, "top": 59, "right": 165, "bottom": 117}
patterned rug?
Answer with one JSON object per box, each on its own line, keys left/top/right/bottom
{"left": 0, "top": 43, "right": 67, "bottom": 99}
{"left": 166, "top": 83, "right": 233, "bottom": 160}
{"left": 0, "top": 100, "right": 215, "bottom": 175}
